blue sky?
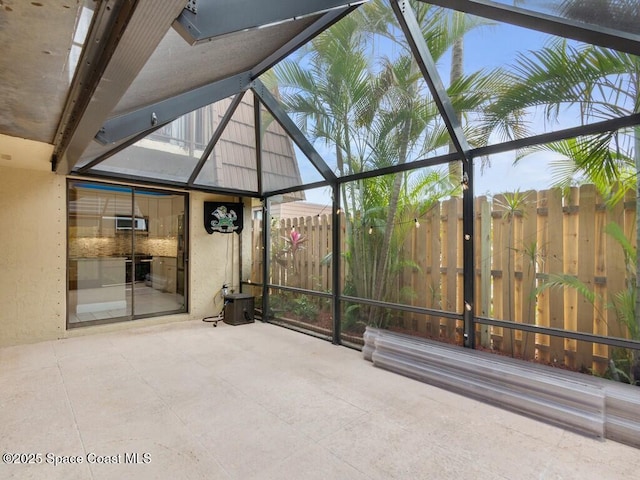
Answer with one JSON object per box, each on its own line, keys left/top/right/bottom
{"left": 284, "top": 8, "right": 593, "bottom": 202}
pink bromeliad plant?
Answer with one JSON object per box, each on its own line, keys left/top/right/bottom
{"left": 287, "top": 230, "right": 306, "bottom": 256}
{"left": 272, "top": 228, "right": 307, "bottom": 273}
{"left": 274, "top": 229, "right": 306, "bottom": 275}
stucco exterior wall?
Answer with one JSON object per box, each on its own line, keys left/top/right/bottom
{"left": 0, "top": 166, "right": 66, "bottom": 346}
{"left": 189, "top": 192, "right": 244, "bottom": 319}
{"left": 0, "top": 164, "right": 252, "bottom": 347}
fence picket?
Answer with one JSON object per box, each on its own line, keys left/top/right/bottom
{"left": 254, "top": 187, "right": 636, "bottom": 371}
{"left": 535, "top": 190, "right": 551, "bottom": 362}
{"left": 547, "top": 188, "right": 566, "bottom": 363}
{"left": 402, "top": 217, "right": 415, "bottom": 331}
{"left": 492, "top": 193, "right": 506, "bottom": 351}
{"left": 576, "top": 185, "right": 596, "bottom": 370}
{"left": 605, "top": 195, "right": 626, "bottom": 345}
{"left": 521, "top": 191, "right": 537, "bottom": 360}
{"left": 320, "top": 214, "right": 330, "bottom": 292}
{"left": 456, "top": 197, "right": 464, "bottom": 344}
{"left": 593, "top": 191, "right": 608, "bottom": 373}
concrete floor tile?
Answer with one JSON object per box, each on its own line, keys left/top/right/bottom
{"left": 1, "top": 320, "right": 639, "bottom": 480}
{"left": 1, "top": 460, "right": 94, "bottom": 480}
{"left": 317, "top": 412, "right": 444, "bottom": 480}
{"left": 0, "top": 395, "right": 82, "bottom": 458}
{"left": 0, "top": 367, "right": 89, "bottom": 480}
{"left": 0, "top": 341, "right": 57, "bottom": 373}
{"left": 250, "top": 375, "right": 369, "bottom": 441}
{"left": 56, "top": 352, "right": 133, "bottom": 385}
{"left": 135, "top": 359, "right": 222, "bottom": 405}
{"left": 52, "top": 335, "right": 117, "bottom": 360}
{"left": 195, "top": 413, "right": 309, "bottom": 479}
{"left": 167, "top": 381, "right": 256, "bottom": 433}
{"left": 63, "top": 372, "right": 166, "bottom": 432}
{"left": 113, "top": 336, "right": 190, "bottom": 366}
{"left": 77, "top": 406, "right": 231, "bottom": 480}
{"left": 244, "top": 444, "right": 372, "bottom": 480}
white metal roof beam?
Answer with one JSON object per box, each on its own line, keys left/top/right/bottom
{"left": 95, "top": 5, "right": 362, "bottom": 146}
{"left": 52, "top": 0, "right": 187, "bottom": 175}
{"left": 95, "top": 72, "right": 253, "bottom": 145}
{"left": 173, "top": 0, "right": 368, "bottom": 45}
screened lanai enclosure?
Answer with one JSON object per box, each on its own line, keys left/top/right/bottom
{"left": 4, "top": 1, "right": 640, "bottom": 388}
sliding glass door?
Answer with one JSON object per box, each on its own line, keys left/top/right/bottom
{"left": 67, "top": 181, "right": 187, "bottom": 326}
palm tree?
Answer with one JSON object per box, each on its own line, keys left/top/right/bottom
{"left": 273, "top": 11, "right": 377, "bottom": 308}
{"left": 273, "top": 0, "right": 504, "bottom": 328}
{"left": 483, "top": 25, "right": 640, "bottom": 380}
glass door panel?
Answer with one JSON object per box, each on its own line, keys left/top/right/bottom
{"left": 68, "top": 182, "right": 132, "bottom": 323}
{"left": 68, "top": 181, "right": 187, "bottom": 326}
{"left": 134, "top": 190, "right": 186, "bottom": 316}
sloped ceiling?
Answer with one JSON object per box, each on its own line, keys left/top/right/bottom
{"left": 1, "top": 0, "right": 639, "bottom": 189}
{"left": 0, "top": 0, "right": 80, "bottom": 143}
{"left": 0, "top": 0, "right": 362, "bottom": 178}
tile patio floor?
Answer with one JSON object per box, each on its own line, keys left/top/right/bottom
{"left": 1, "top": 320, "right": 638, "bottom": 480}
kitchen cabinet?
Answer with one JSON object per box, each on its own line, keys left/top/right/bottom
{"left": 151, "top": 256, "right": 177, "bottom": 293}
{"left": 145, "top": 195, "right": 183, "bottom": 238}
{"left": 74, "top": 257, "right": 127, "bottom": 313}
{"left": 158, "top": 198, "right": 172, "bottom": 237}
{"left": 171, "top": 196, "right": 183, "bottom": 236}
{"left": 136, "top": 196, "right": 149, "bottom": 220}
{"left": 100, "top": 192, "right": 117, "bottom": 236}
{"left": 147, "top": 197, "right": 159, "bottom": 237}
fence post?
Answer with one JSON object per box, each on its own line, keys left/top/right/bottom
{"left": 442, "top": 197, "right": 458, "bottom": 341}
{"left": 520, "top": 190, "right": 537, "bottom": 360}
{"left": 426, "top": 201, "right": 441, "bottom": 336}
{"left": 415, "top": 207, "right": 428, "bottom": 334}
{"left": 492, "top": 193, "right": 506, "bottom": 351}
{"left": 477, "top": 196, "right": 491, "bottom": 348}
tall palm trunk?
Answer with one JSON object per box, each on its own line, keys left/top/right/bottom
{"left": 370, "top": 120, "right": 414, "bottom": 325}
{"left": 371, "top": 15, "right": 466, "bottom": 325}
{"left": 369, "top": 63, "right": 420, "bottom": 325}
{"left": 339, "top": 120, "right": 365, "bottom": 300}
{"left": 447, "top": 34, "right": 464, "bottom": 184}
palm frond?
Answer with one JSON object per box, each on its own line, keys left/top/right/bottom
{"left": 605, "top": 222, "right": 636, "bottom": 266}
{"left": 512, "top": 133, "right": 635, "bottom": 203}
{"left": 611, "top": 290, "right": 640, "bottom": 340}
{"left": 536, "top": 274, "right": 598, "bottom": 306}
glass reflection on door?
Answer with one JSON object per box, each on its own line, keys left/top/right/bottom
{"left": 134, "top": 190, "right": 185, "bottom": 316}
{"left": 68, "top": 183, "right": 133, "bottom": 323}
{"left": 68, "top": 181, "right": 187, "bottom": 326}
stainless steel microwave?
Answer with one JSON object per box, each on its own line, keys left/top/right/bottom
{"left": 115, "top": 216, "right": 148, "bottom": 231}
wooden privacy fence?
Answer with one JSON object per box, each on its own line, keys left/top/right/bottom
{"left": 253, "top": 185, "right": 636, "bottom": 372}
{"left": 252, "top": 215, "right": 334, "bottom": 293}
{"left": 472, "top": 185, "right": 635, "bottom": 372}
